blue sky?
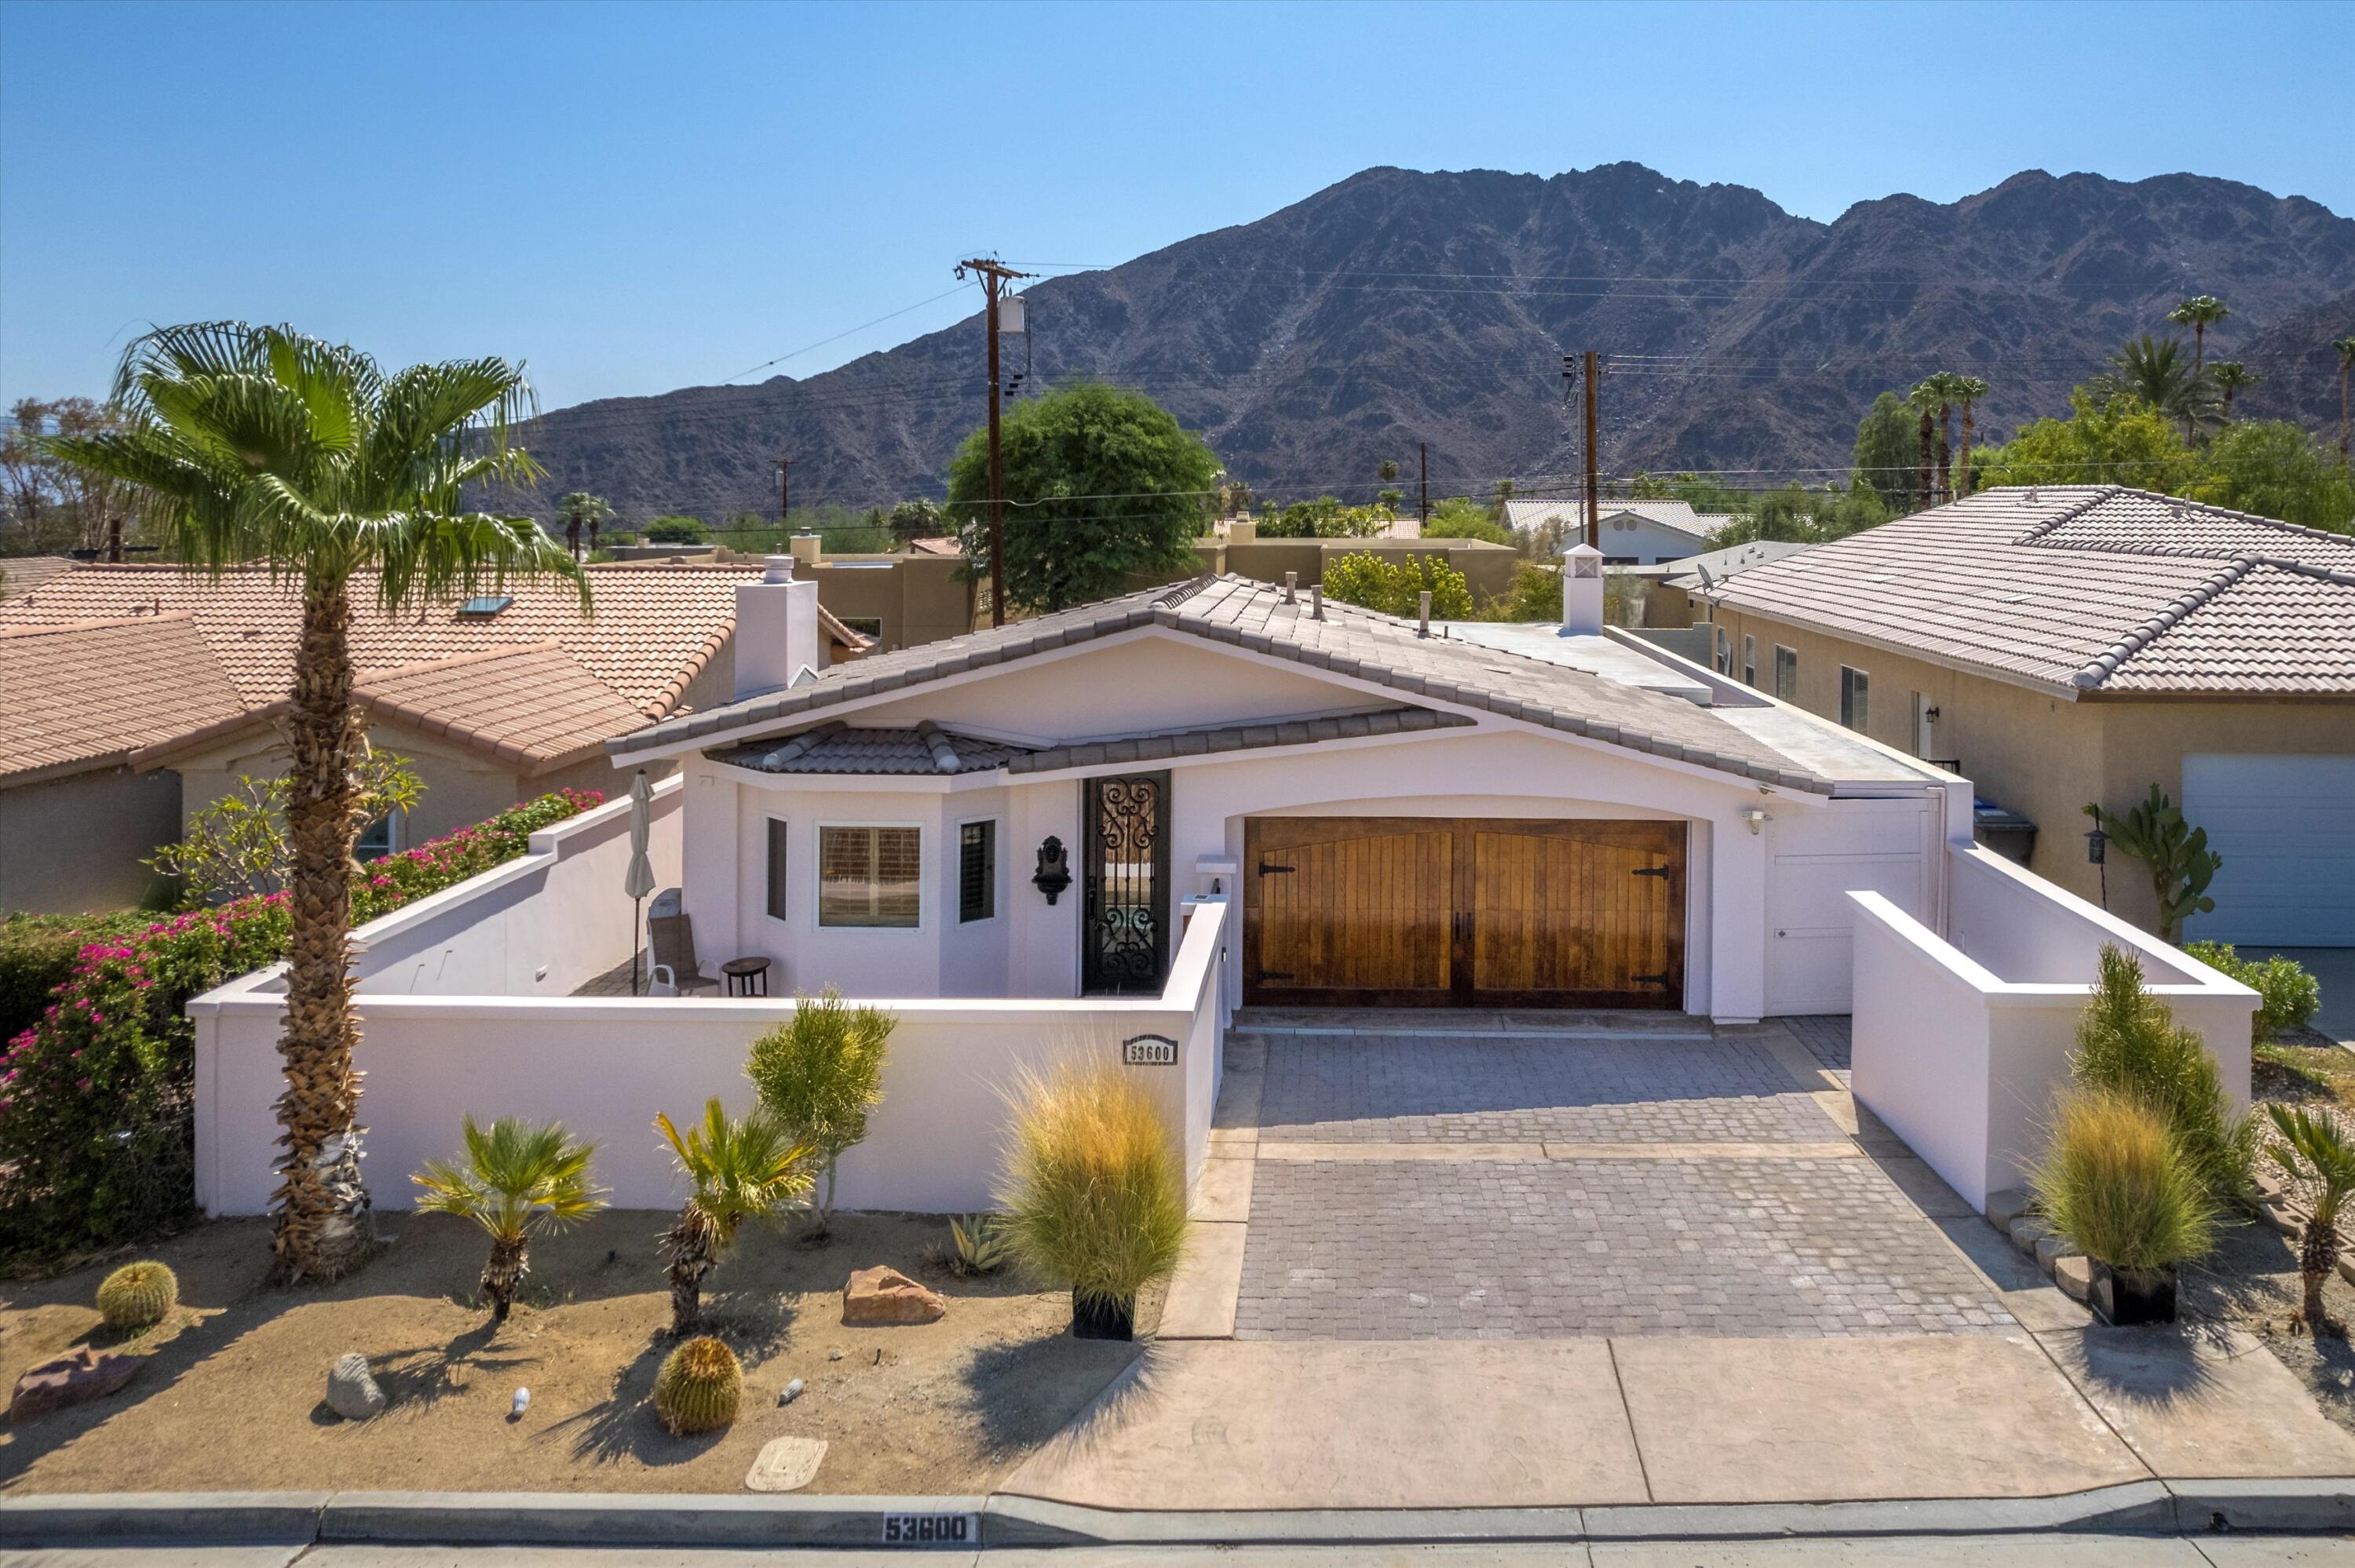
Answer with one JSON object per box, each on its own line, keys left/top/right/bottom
{"left": 3, "top": 0, "right": 2348, "bottom": 412}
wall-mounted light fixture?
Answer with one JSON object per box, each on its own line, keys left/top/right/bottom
{"left": 1742, "top": 808, "right": 1770, "bottom": 836}
{"left": 2083, "top": 824, "right": 2106, "bottom": 866}
{"left": 1923, "top": 706, "right": 1941, "bottom": 724}
{"left": 1033, "top": 836, "right": 1072, "bottom": 904}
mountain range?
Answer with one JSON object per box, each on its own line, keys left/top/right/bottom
{"left": 506, "top": 163, "right": 2355, "bottom": 523}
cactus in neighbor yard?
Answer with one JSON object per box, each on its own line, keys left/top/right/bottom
{"left": 96, "top": 1260, "right": 178, "bottom": 1333}
{"left": 652, "top": 1336, "right": 743, "bottom": 1435}
{"left": 2082, "top": 786, "right": 2221, "bottom": 943}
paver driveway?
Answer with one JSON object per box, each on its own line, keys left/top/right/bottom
{"left": 1229, "top": 1012, "right": 2014, "bottom": 1340}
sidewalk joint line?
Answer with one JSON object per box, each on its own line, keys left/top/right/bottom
{"left": 1604, "top": 1336, "right": 1656, "bottom": 1504}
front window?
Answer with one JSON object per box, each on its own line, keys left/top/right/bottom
{"left": 355, "top": 811, "right": 401, "bottom": 862}
{"left": 817, "top": 825, "right": 922, "bottom": 928}
{"left": 1773, "top": 645, "right": 1798, "bottom": 702}
{"left": 958, "top": 819, "right": 997, "bottom": 923}
{"left": 1840, "top": 665, "right": 1871, "bottom": 732}
{"left": 1742, "top": 635, "right": 1757, "bottom": 687}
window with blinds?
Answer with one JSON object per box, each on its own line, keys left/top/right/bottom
{"left": 958, "top": 819, "right": 996, "bottom": 923}
{"left": 817, "top": 825, "right": 922, "bottom": 928}
{"left": 765, "top": 818, "right": 789, "bottom": 922}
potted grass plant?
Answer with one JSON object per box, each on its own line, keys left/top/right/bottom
{"left": 2032, "top": 1087, "right": 2216, "bottom": 1325}
{"left": 997, "top": 1062, "right": 1188, "bottom": 1340}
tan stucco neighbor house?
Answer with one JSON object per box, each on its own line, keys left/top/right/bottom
{"left": 1695, "top": 487, "right": 2355, "bottom": 946}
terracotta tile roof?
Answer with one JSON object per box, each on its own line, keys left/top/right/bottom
{"left": 0, "top": 614, "right": 246, "bottom": 785}
{"left": 0, "top": 561, "right": 747, "bottom": 715}
{"left": 0, "top": 556, "right": 81, "bottom": 602}
{"left": 1700, "top": 487, "right": 2355, "bottom": 697}
{"left": 623, "top": 574, "right": 1836, "bottom": 793}
{"left": 355, "top": 644, "right": 650, "bottom": 773}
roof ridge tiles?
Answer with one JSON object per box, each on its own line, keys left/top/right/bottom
{"left": 2010, "top": 484, "right": 2127, "bottom": 543}
{"left": 2072, "top": 559, "right": 2254, "bottom": 690}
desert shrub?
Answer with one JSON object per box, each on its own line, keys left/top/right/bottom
{"left": 644, "top": 515, "right": 710, "bottom": 545}
{"left": 2184, "top": 942, "right": 2322, "bottom": 1044}
{"left": 1322, "top": 552, "right": 1473, "bottom": 619}
{"left": 996, "top": 1062, "right": 1188, "bottom": 1311}
{"left": 2032, "top": 1088, "right": 2215, "bottom": 1269}
{"left": 0, "top": 789, "right": 603, "bottom": 1263}
{"left": 652, "top": 1335, "right": 743, "bottom": 1435}
{"left": 654, "top": 1099, "right": 812, "bottom": 1333}
{"left": 745, "top": 989, "right": 893, "bottom": 1235}
{"left": 1475, "top": 561, "right": 1564, "bottom": 622}
{"left": 148, "top": 753, "right": 421, "bottom": 905}
{"left": 95, "top": 1259, "right": 178, "bottom": 1331}
{"left": 2072, "top": 944, "right": 2255, "bottom": 1206}
{"left": 1422, "top": 497, "right": 1512, "bottom": 545}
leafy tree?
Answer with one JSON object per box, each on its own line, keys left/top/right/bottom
{"left": 887, "top": 497, "right": 945, "bottom": 547}
{"left": 148, "top": 753, "right": 422, "bottom": 905}
{"left": 1377, "top": 487, "right": 1406, "bottom": 516}
{"left": 2167, "top": 295, "right": 2231, "bottom": 380}
{"left": 745, "top": 988, "right": 894, "bottom": 1238}
{"left": 2207, "top": 362, "right": 2258, "bottom": 421}
{"left": 553, "top": 491, "right": 612, "bottom": 560}
{"left": 946, "top": 382, "right": 1218, "bottom": 614}
{"left": 42, "top": 322, "right": 582, "bottom": 1284}
{"left": 2092, "top": 336, "right": 2218, "bottom": 432}
{"left": 2188, "top": 420, "right": 2355, "bottom": 531}
{"left": 1473, "top": 560, "right": 1563, "bottom": 622}
{"left": 1907, "top": 381, "right": 1940, "bottom": 509}
{"left": 1853, "top": 392, "right": 1920, "bottom": 511}
{"left": 1322, "top": 552, "right": 1473, "bottom": 618}
{"left": 644, "top": 515, "right": 709, "bottom": 545}
{"left": 1973, "top": 392, "right": 2201, "bottom": 494}
{"left": 2, "top": 396, "right": 137, "bottom": 556}
{"left": 411, "top": 1116, "right": 604, "bottom": 1324}
{"left": 1422, "top": 495, "right": 1512, "bottom": 544}
{"left": 1490, "top": 477, "right": 1517, "bottom": 520}
{"left": 654, "top": 1099, "right": 812, "bottom": 1334}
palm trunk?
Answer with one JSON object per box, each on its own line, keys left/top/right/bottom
{"left": 270, "top": 576, "right": 373, "bottom": 1285}
{"left": 2341, "top": 366, "right": 2350, "bottom": 460}
{"left": 1936, "top": 407, "right": 1953, "bottom": 502}
{"left": 1915, "top": 410, "right": 1933, "bottom": 511}
{"left": 483, "top": 1232, "right": 531, "bottom": 1322}
{"left": 1959, "top": 403, "right": 1975, "bottom": 499}
{"left": 660, "top": 1205, "right": 720, "bottom": 1334}
{"left": 2302, "top": 1220, "right": 2338, "bottom": 1330}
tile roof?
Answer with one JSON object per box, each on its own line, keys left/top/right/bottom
{"left": 0, "top": 614, "right": 246, "bottom": 785}
{"left": 712, "top": 720, "right": 1031, "bottom": 776}
{"left": 0, "top": 561, "right": 748, "bottom": 715}
{"left": 1700, "top": 487, "right": 2355, "bottom": 697}
{"left": 1503, "top": 498, "right": 1732, "bottom": 542}
{"left": 354, "top": 644, "right": 648, "bottom": 773}
{"left": 625, "top": 574, "right": 1835, "bottom": 793}
{"left": 0, "top": 556, "right": 81, "bottom": 602}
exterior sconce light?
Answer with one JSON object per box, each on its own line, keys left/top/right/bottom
{"left": 2084, "top": 825, "right": 2106, "bottom": 866}
{"left": 1742, "top": 808, "right": 1770, "bottom": 836}
{"left": 1033, "top": 836, "right": 1072, "bottom": 904}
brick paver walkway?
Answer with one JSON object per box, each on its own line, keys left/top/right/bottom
{"left": 1232, "top": 1019, "right": 2010, "bottom": 1341}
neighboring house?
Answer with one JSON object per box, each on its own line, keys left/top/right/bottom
{"left": 1696, "top": 487, "right": 2355, "bottom": 946}
{"left": 1502, "top": 499, "right": 1733, "bottom": 565}
{"left": 0, "top": 558, "right": 868, "bottom": 911}
{"left": 0, "top": 556, "right": 81, "bottom": 603}
{"left": 594, "top": 542, "right": 969, "bottom": 654}
{"left": 607, "top": 556, "right": 1966, "bottom": 1020}
{"left": 1638, "top": 540, "right": 1816, "bottom": 629}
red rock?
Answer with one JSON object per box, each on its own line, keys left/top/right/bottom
{"left": 842, "top": 1265, "right": 947, "bottom": 1326}
{"left": 10, "top": 1346, "right": 140, "bottom": 1422}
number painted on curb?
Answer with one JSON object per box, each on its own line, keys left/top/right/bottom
{"left": 881, "top": 1511, "right": 978, "bottom": 1547}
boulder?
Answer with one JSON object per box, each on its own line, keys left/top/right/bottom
{"left": 326, "top": 1352, "right": 387, "bottom": 1420}
{"left": 11, "top": 1347, "right": 140, "bottom": 1422}
{"left": 842, "top": 1266, "right": 947, "bottom": 1326}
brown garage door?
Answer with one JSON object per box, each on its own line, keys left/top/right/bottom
{"left": 1243, "top": 817, "right": 1685, "bottom": 1008}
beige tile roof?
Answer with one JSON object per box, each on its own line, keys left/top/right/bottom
{"left": 0, "top": 614, "right": 247, "bottom": 785}
{"left": 1700, "top": 487, "right": 2355, "bottom": 697}
{"left": 355, "top": 644, "right": 649, "bottom": 774}
{"left": 0, "top": 561, "right": 747, "bottom": 714}
{"left": 0, "top": 556, "right": 82, "bottom": 603}
{"left": 623, "top": 574, "right": 1838, "bottom": 793}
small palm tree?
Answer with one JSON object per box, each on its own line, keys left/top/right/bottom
{"left": 2167, "top": 295, "right": 2231, "bottom": 380}
{"left": 2094, "top": 335, "right": 2218, "bottom": 432}
{"left": 2334, "top": 337, "right": 2355, "bottom": 459}
{"left": 655, "top": 1099, "right": 812, "bottom": 1334}
{"left": 2267, "top": 1104, "right": 2355, "bottom": 1333}
{"left": 1952, "top": 376, "right": 1991, "bottom": 498}
{"left": 554, "top": 491, "right": 613, "bottom": 560}
{"left": 413, "top": 1117, "right": 605, "bottom": 1324}
{"left": 1907, "top": 381, "right": 1941, "bottom": 509}
{"left": 2207, "top": 362, "right": 2258, "bottom": 421}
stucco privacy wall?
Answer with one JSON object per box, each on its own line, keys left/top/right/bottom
{"left": 190, "top": 900, "right": 1227, "bottom": 1216}
{"left": 1849, "top": 845, "right": 2255, "bottom": 1212}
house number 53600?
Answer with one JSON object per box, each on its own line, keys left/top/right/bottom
{"left": 881, "top": 1511, "right": 977, "bottom": 1546}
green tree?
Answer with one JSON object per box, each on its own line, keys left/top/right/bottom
{"left": 1907, "top": 381, "right": 1941, "bottom": 509}
{"left": 886, "top": 497, "right": 945, "bottom": 547}
{"left": 1973, "top": 392, "right": 2201, "bottom": 494}
{"left": 1422, "top": 495, "right": 1512, "bottom": 544}
{"left": 1322, "top": 552, "right": 1473, "bottom": 618}
{"left": 644, "top": 515, "right": 709, "bottom": 545}
{"left": 553, "top": 491, "right": 612, "bottom": 560}
{"left": 1853, "top": 392, "right": 1920, "bottom": 512}
{"left": 43, "top": 322, "right": 582, "bottom": 1284}
{"left": 1490, "top": 477, "right": 1517, "bottom": 520}
{"left": 411, "top": 1116, "right": 604, "bottom": 1324}
{"left": 2207, "top": 362, "right": 2258, "bottom": 421}
{"left": 148, "top": 753, "right": 422, "bottom": 905}
{"left": 945, "top": 382, "right": 1218, "bottom": 614}
{"left": 2167, "top": 295, "right": 2231, "bottom": 380}
{"left": 745, "top": 988, "right": 894, "bottom": 1238}
{"left": 2335, "top": 337, "right": 2355, "bottom": 459}
{"left": 2189, "top": 421, "right": 2355, "bottom": 532}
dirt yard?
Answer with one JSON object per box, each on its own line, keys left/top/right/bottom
{"left": 0, "top": 1211, "right": 1152, "bottom": 1494}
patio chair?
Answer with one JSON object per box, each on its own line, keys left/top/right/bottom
{"left": 645, "top": 889, "right": 723, "bottom": 996}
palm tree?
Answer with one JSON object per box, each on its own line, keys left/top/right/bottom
{"left": 1952, "top": 376, "right": 1992, "bottom": 498}
{"left": 42, "top": 323, "right": 583, "bottom": 1284}
{"left": 412, "top": 1116, "right": 605, "bottom": 1324}
{"left": 2167, "top": 295, "right": 2231, "bottom": 380}
{"left": 1490, "top": 477, "right": 1517, "bottom": 521}
{"left": 2335, "top": 337, "right": 2355, "bottom": 459}
{"left": 2208, "top": 362, "right": 2259, "bottom": 421}
{"left": 1927, "top": 372, "right": 1968, "bottom": 501}
{"left": 2093, "top": 334, "right": 2218, "bottom": 432}
{"left": 553, "top": 491, "right": 612, "bottom": 560}
{"left": 1908, "top": 381, "right": 1941, "bottom": 510}
{"left": 655, "top": 1099, "right": 812, "bottom": 1334}
{"left": 2266, "top": 1104, "right": 2355, "bottom": 1332}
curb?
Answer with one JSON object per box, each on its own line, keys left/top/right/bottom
{"left": 2, "top": 1480, "right": 2350, "bottom": 1549}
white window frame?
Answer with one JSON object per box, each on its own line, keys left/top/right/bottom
{"left": 814, "top": 820, "right": 927, "bottom": 932}
{"left": 954, "top": 814, "right": 1001, "bottom": 926}
{"left": 356, "top": 808, "right": 405, "bottom": 862}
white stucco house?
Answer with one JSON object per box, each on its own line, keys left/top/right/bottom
{"left": 1502, "top": 499, "right": 1732, "bottom": 565}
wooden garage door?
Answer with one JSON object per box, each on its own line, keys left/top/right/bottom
{"left": 1243, "top": 818, "right": 1685, "bottom": 1008}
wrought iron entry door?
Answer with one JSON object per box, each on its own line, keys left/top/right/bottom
{"left": 1082, "top": 771, "right": 1172, "bottom": 994}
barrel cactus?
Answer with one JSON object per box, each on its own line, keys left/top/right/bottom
{"left": 96, "top": 1261, "right": 178, "bottom": 1333}
{"left": 652, "top": 1335, "right": 742, "bottom": 1435}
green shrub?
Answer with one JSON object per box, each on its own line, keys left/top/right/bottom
{"left": 2184, "top": 942, "right": 2322, "bottom": 1044}
{"left": 2032, "top": 1088, "right": 2215, "bottom": 1270}
{"left": 1475, "top": 562, "right": 1563, "bottom": 622}
{"left": 2072, "top": 944, "right": 2255, "bottom": 1206}
{"left": 1322, "top": 552, "right": 1474, "bottom": 619}
{"left": 1422, "top": 497, "right": 1512, "bottom": 545}
{"left": 1, "top": 912, "right": 148, "bottom": 1047}
{"left": 997, "top": 1062, "right": 1188, "bottom": 1311}
{"left": 652, "top": 1335, "right": 743, "bottom": 1435}
{"left": 746, "top": 989, "right": 893, "bottom": 1235}
{"left": 644, "top": 516, "right": 710, "bottom": 545}
{"left": 95, "top": 1259, "right": 178, "bottom": 1331}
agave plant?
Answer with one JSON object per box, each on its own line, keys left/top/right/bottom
{"left": 412, "top": 1116, "right": 605, "bottom": 1324}
{"left": 2266, "top": 1104, "right": 2355, "bottom": 1333}
{"left": 655, "top": 1099, "right": 812, "bottom": 1335}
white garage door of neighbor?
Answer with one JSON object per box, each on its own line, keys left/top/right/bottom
{"left": 1764, "top": 801, "right": 1937, "bottom": 1016}
{"left": 2182, "top": 753, "right": 2355, "bottom": 948}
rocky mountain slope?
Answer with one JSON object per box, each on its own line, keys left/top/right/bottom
{"left": 508, "top": 164, "right": 2355, "bottom": 522}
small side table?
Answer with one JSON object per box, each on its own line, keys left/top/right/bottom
{"left": 721, "top": 957, "right": 772, "bottom": 997}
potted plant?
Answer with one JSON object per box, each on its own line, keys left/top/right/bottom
{"left": 997, "top": 1062, "right": 1188, "bottom": 1340}
{"left": 2032, "top": 1088, "right": 2215, "bottom": 1325}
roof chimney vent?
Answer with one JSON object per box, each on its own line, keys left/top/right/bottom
{"left": 1559, "top": 541, "right": 1605, "bottom": 636}
{"left": 736, "top": 556, "right": 821, "bottom": 697}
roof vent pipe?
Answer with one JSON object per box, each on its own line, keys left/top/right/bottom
{"left": 1418, "top": 589, "right": 1432, "bottom": 638}
{"left": 1283, "top": 571, "right": 1297, "bottom": 604}
{"left": 1310, "top": 583, "right": 1324, "bottom": 622}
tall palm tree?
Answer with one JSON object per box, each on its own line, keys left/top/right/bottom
{"left": 2267, "top": 1104, "right": 2355, "bottom": 1332}
{"left": 2092, "top": 334, "right": 2218, "bottom": 432}
{"left": 2167, "top": 295, "right": 2230, "bottom": 380}
{"left": 1928, "top": 372, "right": 1968, "bottom": 501}
{"left": 2335, "top": 337, "right": 2355, "bottom": 459}
{"left": 1952, "top": 375, "right": 1992, "bottom": 498}
{"left": 2207, "top": 362, "right": 2259, "bottom": 421}
{"left": 1907, "top": 381, "right": 1940, "bottom": 510}
{"left": 412, "top": 1116, "right": 605, "bottom": 1323}
{"left": 42, "top": 323, "right": 584, "bottom": 1284}
{"left": 655, "top": 1099, "right": 812, "bottom": 1334}
{"left": 553, "top": 491, "right": 612, "bottom": 560}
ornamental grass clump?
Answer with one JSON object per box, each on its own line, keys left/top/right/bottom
{"left": 2032, "top": 1088, "right": 2216, "bottom": 1274}
{"left": 652, "top": 1335, "right": 743, "bottom": 1435}
{"left": 411, "top": 1116, "right": 606, "bottom": 1324}
{"left": 95, "top": 1260, "right": 178, "bottom": 1333}
{"left": 2072, "top": 945, "right": 2255, "bottom": 1208}
{"left": 996, "top": 1062, "right": 1188, "bottom": 1340}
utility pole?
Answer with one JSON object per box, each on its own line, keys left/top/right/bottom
{"left": 1583, "top": 350, "right": 1602, "bottom": 550}
{"left": 776, "top": 458, "right": 790, "bottom": 531}
{"left": 1418, "top": 442, "right": 1429, "bottom": 527}
{"left": 956, "top": 257, "right": 1035, "bottom": 627}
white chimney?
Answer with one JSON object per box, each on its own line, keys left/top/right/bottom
{"left": 1559, "top": 541, "right": 1605, "bottom": 636}
{"left": 735, "top": 555, "right": 821, "bottom": 698}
